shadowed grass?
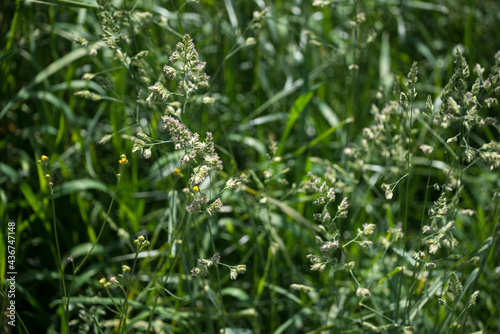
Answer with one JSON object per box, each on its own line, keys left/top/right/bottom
{"left": 1, "top": 0, "right": 500, "bottom": 333}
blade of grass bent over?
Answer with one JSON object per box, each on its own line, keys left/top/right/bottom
{"left": 276, "top": 91, "right": 314, "bottom": 157}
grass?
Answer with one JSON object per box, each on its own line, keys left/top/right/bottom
{"left": 1, "top": 0, "right": 500, "bottom": 333}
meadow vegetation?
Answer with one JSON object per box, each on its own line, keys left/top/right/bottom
{"left": 1, "top": 0, "right": 500, "bottom": 333}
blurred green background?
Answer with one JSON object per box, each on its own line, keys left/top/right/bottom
{"left": 1, "top": 0, "right": 500, "bottom": 332}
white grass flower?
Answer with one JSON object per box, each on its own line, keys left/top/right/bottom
{"left": 429, "top": 242, "right": 440, "bottom": 254}
{"left": 163, "top": 65, "right": 177, "bottom": 78}
{"left": 356, "top": 287, "right": 371, "bottom": 297}
{"left": 337, "top": 197, "right": 349, "bottom": 218}
{"left": 422, "top": 225, "right": 433, "bottom": 234}
{"left": 320, "top": 241, "right": 338, "bottom": 252}
{"left": 327, "top": 188, "right": 335, "bottom": 202}
{"left": 148, "top": 82, "right": 170, "bottom": 101}
{"left": 245, "top": 37, "right": 256, "bottom": 46}
{"left": 420, "top": 144, "right": 433, "bottom": 154}
{"left": 359, "top": 240, "right": 373, "bottom": 248}
{"left": 202, "top": 96, "right": 215, "bottom": 104}
{"left": 310, "top": 262, "right": 326, "bottom": 271}
{"left": 459, "top": 209, "right": 475, "bottom": 216}
{"left": 358, "top": 223, "right": 376, "bottom": 236}
{"left": 189, "top": 165, "right": 209, "bottom": 185}
{"left": 468, "top": 290, "right": 480, "bottom": 307}
{"left": 290, "top": 284, "right": 314, "bottom": 292}
{"left": 206, "top": 198, "right": 223, "bottom": 216}
{"left": 225, "top": 177, "right": 242, "bottom": 190}
{"left": 230, "top": 268, "right": 238, "bottom": 280}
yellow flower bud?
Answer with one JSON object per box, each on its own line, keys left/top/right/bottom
{"left": 193, "top": 186, "right": 199, "bottom": 193}
{"left": 119, "top": 154, "right": 128, "bottom": 164}
{"left": 41, "top": 155, "right": 48, "bottom": 162}
{"left": 99, "top": 278, "right": 106, "bottom": 285}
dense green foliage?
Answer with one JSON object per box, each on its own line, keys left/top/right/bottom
{"left": 1, "top": 0, "right": 500, "bottom": 333}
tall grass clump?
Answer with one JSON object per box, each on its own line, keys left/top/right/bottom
{"left": 1, "top": 0, "right": 499, "bottom": 333}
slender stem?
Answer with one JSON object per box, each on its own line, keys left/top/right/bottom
{"left": 74, "top": 162, "right": 125, "bottom": 274}
{"left": 119, "top": 248, "right": 140, "bottom": 333}
{"left": 342, "top": 235, "right": 360, "bottom": 248}
{"left": 405, "top": 147, "right": 435, "bottom": 320}
{"left": 105, "top": 287, "right": 123, "bottom": 316}
{"left": 395, "top": 87, "right": 414, "bottom": 322}
{"left": 50, "top": 188, "right": 69, "bottom": 333}
{"left": 206, "top": 217, "right": 226, "bottom": 325}
{"left": 360, "top": 302, "right": 397, "bottom": 324}
{"left": 147, "top": 209, "right": 189, "bottom": 332}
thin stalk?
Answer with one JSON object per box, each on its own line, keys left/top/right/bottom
{"left": 91, "top": 313, "right": 105, "bottom": 334}
{"left": 118, "top": 248, "right": 140, "bottom": 333}
{"left": 104, "top": 287, "right": 123, "bottom": 317}
{"left": 146, "top": 211, "right": 189, "bottom": 333}
{"left": 38, "top": 157, "right": 70, "bottom": 332}
{"left": 459, "top": 201, "right": 500, "bottom": 330}
{"left": 205, "top": 214, "right": 227, "bottom": 328}
{"left": 49, "top": 186, "right": 69, "bottom": 333}
{"left": 405, "top": 146, "right": 435, "bottom": 322}
{"left": 447, "top": 294, "right": 459, "bottom": 334}
{"left": 395, "top": 81, "right": 415, "bottom": 323}
{"left": 74, "top": 160, "right": 126, "bottom": 274}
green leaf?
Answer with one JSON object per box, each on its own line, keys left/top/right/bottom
{"left": 377, "top": 266, "right": 404, "bottom": 285}
{"left": 1, "top": 42, "right": 104, "bottom": 121}
{"left": 53, "top": 179, "right": 110, "bottom": 198}
{"left": 293, "top": 117, "right": 353, "bottom": 156}
{"left": 265, "top": 283, "right": 303, "bottom": 305}
{"left": 274, "top": 307, "right": 312, "bottom": 334}
{"left": 316, "top": 99, "right": 339, "bottom": 127}
{"left": 276, "top": 91, "right": 314, "bottom": 156}
{"left": 30, "top": 43, "right": 103, "bottom": 90}
{"left": 0, "top": 49, "right": 20, "bottom": 63}
{"left": 228, "top": 134, "right": 267, "bottom": 159}
{"left": 223, "top": 328, "right": 252, "bottom": 334}
{"left": 68, "top": 242, "right": 105, "bottom": 258}
{"left": 405, "top": 1, "right": 449, "bottom": 13}
{"left": 265, "top": 196, "right": 319, "bottom": 233}
{"left": 26, "top": 0, "right": 99, "bottom": 9}
{"left": 19, "top": 182, "right": 44, "bottom": 219}
{"left": 409, "top": 275, "right": 445, "bottom": 321}
{"left": 27, "top": 91, "right": 77, "bottom": 124}
{"left": 221, "top": 287, "right": 252, "bottom": 305}
{"left": 237, "top": 113, "right": 288, "bottom": 131}
{"left": 0, "top": 163, "right": 20, "bottom": 183}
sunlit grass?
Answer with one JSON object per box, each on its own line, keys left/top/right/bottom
{"left": 1, "top": 0, "right": 500, "bottom": 333}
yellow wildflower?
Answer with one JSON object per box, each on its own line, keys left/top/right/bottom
{"left": 119, "top": 154, "right": 128, "bottom": 164}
